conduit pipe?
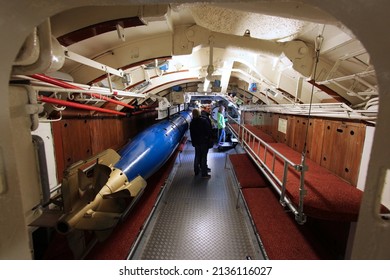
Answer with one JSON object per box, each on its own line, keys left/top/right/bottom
{"left": 31, "top": 86, "right": 145, "bottom": 99}
{"left": 15, "top": 74, "right": 147, "bottom": 99}
{"left": 21, "top": 85, "right": 43, "bottom": 131}
{"left": 31, "top": 74, "right": 136, "bottom": 110}
{"left": 365, "top": 97, "right": 379, "bottom": 110}
{"left": 38, "top": 95, "right": 127, "bottom": 116}
{"left": 67, "top": 81, "right": 146, "bottom": 98}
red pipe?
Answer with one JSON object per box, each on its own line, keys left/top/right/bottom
{"left": 38, "top": 95, "right": 127, "bottom": 116}
{"left": 31, "top": 73, "right": 135, "bottom": 109}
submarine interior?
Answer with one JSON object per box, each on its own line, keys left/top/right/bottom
{"left": 1, "top": 0, "right": 390, "bottom": 260}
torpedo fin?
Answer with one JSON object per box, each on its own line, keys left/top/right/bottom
{"left": 92, "top": 163, "right": 111, "bottom": 194}
{"left": 74, "top": 210, "right": 121, "bottom": 231}
{"left": 74, "top": 175, "right": 146, "bottom": 231}
{"left": 103, "top": 175, "right": 147, "bottom": 199}
{"left": 102, "top": 189, "right": 131, "bottom": 199}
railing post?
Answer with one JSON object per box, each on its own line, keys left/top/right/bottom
{"left": 231, "top": 119, "right": 307, "bottom": 225}
{"left": 296, "top": 155, "right": 308, "bottom": 224}
{"left": 279, "top": 162, "right": 289, "bottom": 207}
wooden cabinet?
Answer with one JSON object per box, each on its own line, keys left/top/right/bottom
{"left": 320, "top": 120, "right": 365, "bottom": 185}
{"left": 244, "top": 111, "right": 366, "bottom": 186}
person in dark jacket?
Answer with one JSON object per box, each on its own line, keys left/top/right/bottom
{"left": 190, "top": 108, "right": 212, "bottom": 178}
{"left": 200, "top": 105, "right": 213, "bottom": 172}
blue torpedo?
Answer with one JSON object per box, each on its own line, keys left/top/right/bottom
{"left": 56, "top": 110, "right": 191, "bottom": 234}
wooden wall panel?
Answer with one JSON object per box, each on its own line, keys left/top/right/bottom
{"left": 89, "top": 119, "right": 113, "bottom": 155}
{"left": 303, "top": 117, "right": 314, "bottom": 159}
{"left": 271, "top": 113, "right": 279, "bottom": 140}
{"left": 120, "top": 111, "right": 158, "bottom": 143}
{"left": 88, "top": 119, "right": 131, "bottom": 155}
{"left": 322, "top": 121, "right": 348, "bottom": 175}
{"left": 345, "top": 123, "right": 365, "bottom": 185}
{"left": 120, "top": 118, "right": 137, "bottom": 142}
{"left": 309, "top": 118, "right": 325, "bottom": 164}
{"left": 321, "top": 120, "right": 365, "bottom": 185}
{"left": 60, "top": 119, "right": 92, "bottom": 169}
{"left": 286, "top": 115, "right": 296, "bottom": 148}
{"left": 291, "top": 116, "right": 312, "bottom": 154}
{"left": 51, "top": 112, "right": 158, "bottom": 182}
{"left": 264, "top": 113, "right": 273, "bottom": 134}
{"left": 257, "top": 112, "right": 265, "bottom": 128}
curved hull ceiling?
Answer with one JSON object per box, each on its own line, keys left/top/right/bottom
{"left": 14, "top": 3, "right": 377, "bottom": 118}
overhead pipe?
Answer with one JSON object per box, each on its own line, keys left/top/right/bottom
{"left": 16, "top": 74, "right": 146, "bottom": 98}
{"left": 21, "top": 85, "right": 43, "bottom": 131}
{"left": 59, "top": 82, "right": 146, "bottom": 98}
{"left": 31, "top": 73, "right": 155, "bottom": 112}
{"left": 32, "top": 86, "right": 157, "bottom": 108}
{"left": 364, "top": 97, "right": 379, "bottom": 110}
{"left": 31, "top": 86, "right": 146, "bottom": 100}
{"left": 31, "top": 74, "right": 136, "bottom": 110}
{"left": 38, "top": 95, "right": 127, "bottom": 116}
{"left": 49, "top": 107, "right": 156, "bottom": 119}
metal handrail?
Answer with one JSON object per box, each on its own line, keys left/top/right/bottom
{"left": 227, "top": 116, "right": 306, "bottom": 224}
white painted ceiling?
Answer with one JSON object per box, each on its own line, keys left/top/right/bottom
{"left": 19, "top": 2, "right": 378, "bottom": 117}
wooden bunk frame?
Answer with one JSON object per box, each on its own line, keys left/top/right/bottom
{"left": 227, "top": 114, "right": 368, "bottom": 224}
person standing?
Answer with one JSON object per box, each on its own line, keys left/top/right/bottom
{"left": 200, "top": 105, "right": 213, "bottom": 172}
{"left": 190, "top": 108, "right": 212, "bottom": 178}
{"left": 217, "top": 105, "right": 226, "bottom": 144}
{"left": 201, "top": 104, "right": 212, "bottom": 123}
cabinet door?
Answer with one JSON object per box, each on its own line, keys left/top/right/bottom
{"left": 321, "top": 120, "right": 365, "bottom": 185}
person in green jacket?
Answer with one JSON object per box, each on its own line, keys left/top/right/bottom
{"left": 217, "top": 105, "right": 226, "bottom": 143}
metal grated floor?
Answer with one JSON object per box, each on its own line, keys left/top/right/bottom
{"left": 129, "top": 138, "right": 264, "bottom": 260}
